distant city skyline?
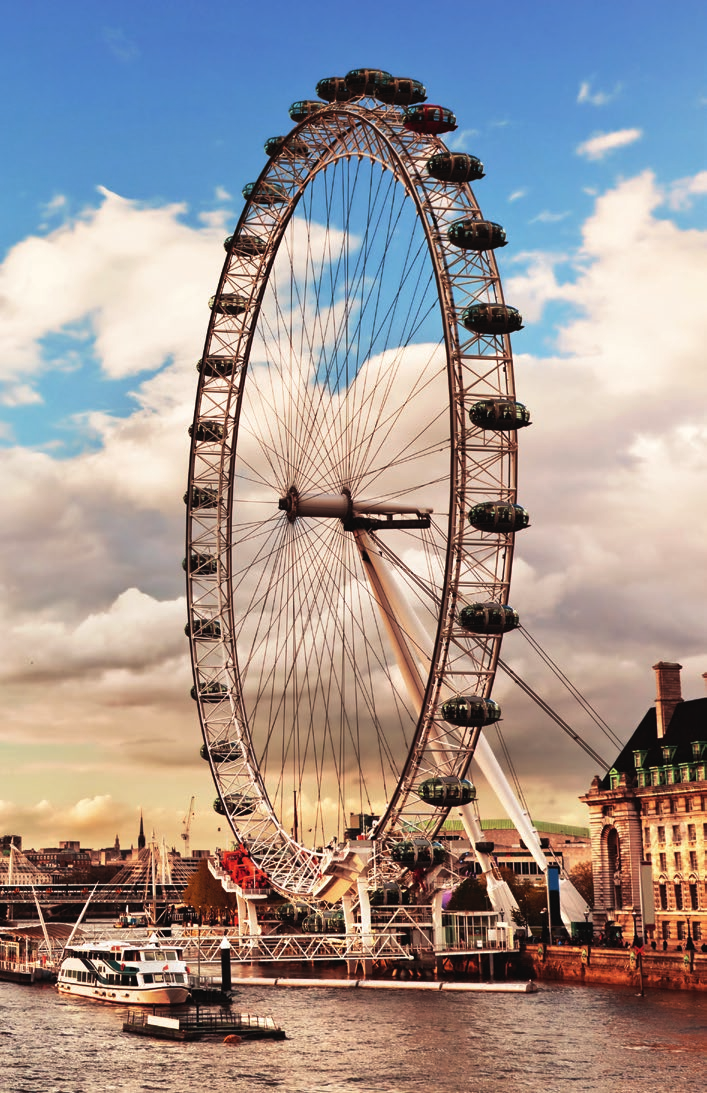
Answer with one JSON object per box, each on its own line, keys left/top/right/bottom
{"left": 1, "top": 1, "right": 705, "bottom": 850}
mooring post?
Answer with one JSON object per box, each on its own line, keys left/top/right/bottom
{"left": 220, "top": 936, "right": 232, "bottom": 993}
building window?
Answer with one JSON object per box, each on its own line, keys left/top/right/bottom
{"left": 703, "top": 823, "right": 707, "bottom": 840}
{"left": 672, "top": 825, "right": 682, "bottom": 844}
{"left": 658, "top": 826, "right": 665, "bottom": 845}
{"left": 659, "top": 853, "right": 667, "bottom": 872}
{"left": 674, "top": 852, "right": 682, "bottom": 870}
{"left": 645, "top": 853, "right": 652, "bottom": 865}
{"left": 693, "top": 922, "right": 702, "bottom": 942}
{"left": 674, "top": 883, "right": 683, "bottom": 910}
{"left": 659, "top": 883, "right": 668, "bottom": 910}
{"left": 677, "top": 922, "right": 685, "bottom": 941}
{"left": 662, "top": 921, "right": 670, "bottom": 941}
{"left": 688, "top": 824, "right": 696, "bottom": 843}
{"left": 690, "top": 851, "right": 698, "bottom": 871}
{"left": 643, "top": 827, "right": 651, "bottom": 846}
{"left": 690, "top": 883, "right": 699, "bottom": 910}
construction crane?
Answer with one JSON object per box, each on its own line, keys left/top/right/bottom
{"left": 181, "top": 796, "right": 195, "bottom": 859}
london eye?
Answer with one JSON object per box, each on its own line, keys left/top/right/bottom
{"left": 185, "top": 69, "right": 530, "bottom": 905}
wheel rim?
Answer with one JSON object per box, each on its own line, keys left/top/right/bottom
{"left": 186, "top": 97, "right": 521, "bottom": 896}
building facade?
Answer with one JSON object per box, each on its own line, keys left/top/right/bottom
{"left": 582, "top": 662, "right": 707, "bottom": 946}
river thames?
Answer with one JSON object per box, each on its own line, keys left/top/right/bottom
{"left": 2, "top": 977, "right": 707, "bottom": 1093}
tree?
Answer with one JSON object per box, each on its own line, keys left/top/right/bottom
{"left": 568, "top": 860, "right": 594, "bottom": 907}
{"left": 446, "top": 874, "right": 491, "bottom": 911}
{"left": 182, "top": 859, "right": 237, "bottom": 917}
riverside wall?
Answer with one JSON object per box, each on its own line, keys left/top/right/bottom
{"left": 519, "top": 944, "right": 707, "bottom": 992}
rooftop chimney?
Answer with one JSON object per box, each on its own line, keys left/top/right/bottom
{"left": 652, "top": 661, "right": 683, "bottom": 738}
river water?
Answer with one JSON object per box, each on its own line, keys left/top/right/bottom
{"left": 2, "top": 975, "right": 707, "bottom": 1093}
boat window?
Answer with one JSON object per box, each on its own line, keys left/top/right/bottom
{"left": 143, "top": 973, "right": 154, "bottom": 983}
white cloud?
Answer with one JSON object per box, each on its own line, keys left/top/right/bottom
{"left": 214, "top": 186, "right": 231, "bottom": 201}
{"left": 576, "top": 128, "right": 642, "bottom": 159}
{"left": 577, "top": 80, "right": 622, "bottom": 106}
{"left": 508, "top": 189, "right": 527, "bottom": 202}
{"left": 529, "top": 210, "right": 570, "bottom": 224}
{"left": 0, "top": 186, "right": 225, "bottom": 391}
{"left": 447, "top": 129, "right": 480, "bottom": 151}
{"left": 40, "top": 194, "right": 68, "bottom": 218}
{"left": 101, "top": 27, "right": 139, "bottom": 63}
{"left": 666, "top": 170, "right": 707, "bottom": 210}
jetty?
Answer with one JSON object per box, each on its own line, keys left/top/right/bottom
{"left": 123, "top": 1007, "right": 286, "bottom": 1042}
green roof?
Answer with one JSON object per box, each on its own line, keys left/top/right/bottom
{"left": 440, "top": 818, "right": 589, "bottom": 838}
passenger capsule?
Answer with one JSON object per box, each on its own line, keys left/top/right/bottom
{"left": 189, "top": 419, "right": 224, "bottom": 443}
{"left": 196, "top": 356, "right": 238, "bottom": 379}
{"left": 191, "top": 680, "right": 229, "bottom": 703}
{"left": 263, "top": 135, "right": 310, "bottom": 157}
{"left": 458, "top": 603, "right": 520, "bottom": 635}
{"left": 186, "top": 616, "right": 222, "bottom": 640}
{"left": 441, "top": 696, "right": 502, "bottom": 727}
{"left": 302, "top": 909, "right": 345, "bottom": 934}
{"left": 242, "top": 180, "right": 289, "bottom": 206}
{"left": 468, "top": 399, "right": 531, "bottom": 431}
{"left": 209, "top": 294, "right": 248, "bottom": 317}
{"left": 448, "top": 219, "right": 507, "bottom": 251}
{"left": 224, "top": 233, "right": 267, "bottom": 256}
{"left": 417, "top": 776, "right": 477, "bottom": 806}
{"left": 475, "top": 841, "right": 495, "bottom": 855}
{"left": 183, "top": 485, "right": 219, "bottom": 509}
{"left": 213, "top": 793, "right": 255, "bottom": 817}
{"left": 391, "top": 838, "right": 445, "bottom": 867}
{"left": 460, "top": 303, "right": 523, "bottom": 336}
{"left": 182, "top": 552, "right": 218, "bottom": 575}
{"left": 276, "top": 902, "right": 309, "bottom": 923}
{"left": 426, "top": 153, "right": 484, "bottom": 183}
{"left": 468, "top": 501, "right": 530, "bottom": 534}
{"left": 369, "top": 883, "right": 410, "bottom": 906}
{"left": 201, "top": 740, "right": 241, "bottom": 763}
{"left": 288, "top": 100, "right": 324, "bottom": 123}
{"left": 402, "top": 104, "right": 457, "bottom": 135}
{"left": 375, "top": 75, "right": 427, "bottom": 105}
{"left": 344, "top": 68, "right": 392, "bottom": 97}
{"left": 315, "top": 76, "right": 353, "bottom": 102}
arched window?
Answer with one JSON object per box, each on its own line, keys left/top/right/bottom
{"left": 605, "top": 827, "right": 622, "bottom": 910}
{"left": 673, "top": 874, "right": 684, "bottom": 911}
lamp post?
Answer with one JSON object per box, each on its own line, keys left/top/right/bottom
{"left": 631, "top": 908, "right": 640, "bottom": 948}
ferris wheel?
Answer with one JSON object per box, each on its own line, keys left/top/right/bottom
{"left": 185, "top": 69, "right": 530, "bottom": 899}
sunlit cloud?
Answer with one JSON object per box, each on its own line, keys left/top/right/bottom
{"left": 576, "top": 128, "right": 642, "bottom": 159}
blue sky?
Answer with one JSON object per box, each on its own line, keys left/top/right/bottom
{"left": 1, "top": 0, "right": 705, "bottom": 850}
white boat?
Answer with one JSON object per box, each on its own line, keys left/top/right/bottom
{"left": 56, "top": 939, "right": 190, "bottom": 1005}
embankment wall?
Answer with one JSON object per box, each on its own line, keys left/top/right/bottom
{"left": 519, "top": 944, "right": 707, "bottom": 992}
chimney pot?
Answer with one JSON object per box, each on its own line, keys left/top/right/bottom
{"left": 652, "top": 661, "right": 683, "bottom": 738}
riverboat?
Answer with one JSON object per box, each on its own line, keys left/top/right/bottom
{"left": 56, "top": 940, "right": 190, "bottom": 1005}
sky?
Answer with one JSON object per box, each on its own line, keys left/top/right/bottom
{"left": 0, "top": 0, "right": 705, "bottom": 853}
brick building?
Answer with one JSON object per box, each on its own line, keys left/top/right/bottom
{"left": 582, "top": 661, "right": 707, "bottom": 946}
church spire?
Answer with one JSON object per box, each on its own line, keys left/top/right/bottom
{"left": 138, "top": 809, "right": 146, "bottom": 851}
